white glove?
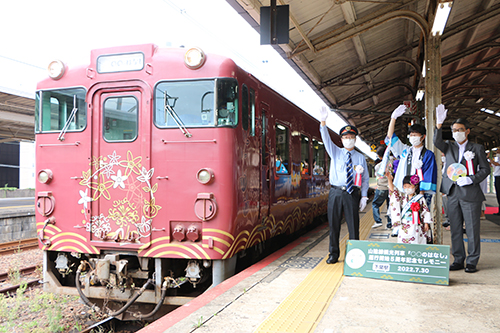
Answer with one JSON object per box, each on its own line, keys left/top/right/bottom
{"left": 457, "top": 176, "right": 473, "bottom": 186}
{"left": 391, "top": 105, "right": 406, "bottom": 119}
{"left": 319, "top": 106, "right": 329, "bottom": 122}
{"left": 436, "top": 104, "right": 448, "bottom": 124}
{"left": 359, "top": 197, "right": 368, "bottom": 211}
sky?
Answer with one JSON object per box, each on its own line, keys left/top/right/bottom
{"left": 0, "top": 0, "right": 376, "bottom": 159}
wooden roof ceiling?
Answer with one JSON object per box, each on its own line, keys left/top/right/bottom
{"left": 228, "top": 0, "right": 500, "bottom": 150}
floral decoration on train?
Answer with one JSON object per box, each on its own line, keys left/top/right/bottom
{"left": 77, "top": 150, "right": 161, "bottom": 242}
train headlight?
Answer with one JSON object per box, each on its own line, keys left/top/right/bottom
{"left": 196, "top": 168, "right": 214, "bottom": 185}
{"left": 184, "top": 47, "right": 206, "bottom": 69}
{"left": 38, "top": 169, "right": 53, "bottom": 184}
{"left": 48, "top": 60, "right": 66, "bottom": 80}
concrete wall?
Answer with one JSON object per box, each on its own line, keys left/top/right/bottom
{"left": 0, "top": 209, "right": 36, "bottom": 242}
{"left": 0, "top": 188, "right": 35, "bottom": 198}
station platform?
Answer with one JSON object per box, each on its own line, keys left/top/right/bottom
{"left": 140, "top": 194, "right": 500, "bottom": 333}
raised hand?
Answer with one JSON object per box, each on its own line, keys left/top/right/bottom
{"left": 436, "top": 104, "right": 448, "bottom": 125}
{"left": 391, "top": 105, "right": 407, "bottom": 119}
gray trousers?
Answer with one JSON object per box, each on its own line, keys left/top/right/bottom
{"left": 447, "top": 185, "right": 482, "bottom": 266}
{"left": 327, "top": 186, "right": 360, "bottom": 259}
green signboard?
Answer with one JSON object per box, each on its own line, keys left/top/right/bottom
{"left": 344, "top": 240, "right": 450, "bottom": 285}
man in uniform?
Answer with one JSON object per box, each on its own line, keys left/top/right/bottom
{"left": 319, "top": 106, "right": 369, "bottom": 264}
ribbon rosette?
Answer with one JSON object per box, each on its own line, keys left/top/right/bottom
{"left": 413, "top": 160, "right": 424, "bottom": 181}
{"left": 410, "top": 202, "right": 421, "bottom": 225}
{"left": 355, "top": 165, "right": 364, "bottom": 186}
{"left": 464, "top": 151, "right": 475, "bottom": 175}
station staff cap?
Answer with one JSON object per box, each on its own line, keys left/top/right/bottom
{"left": 339, "top": 125, "right": 359, "bottom": 136}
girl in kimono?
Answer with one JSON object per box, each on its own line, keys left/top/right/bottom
{"left": 387, "top": 173, "right": 432, "bottom": 244}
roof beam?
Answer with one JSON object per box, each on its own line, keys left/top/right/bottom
{"left": 290, "top": 9, "right": 429, "bottom": 58}
{"left": 441, "top": 1, "right": 500, "bottom": 41}
{"left": 0, "top": 110, "right": 34, "bottom": 125}
{"left": 337, "top": 73, "right": 416, "bottom": 107}
{"left": 322, "top": 55, "right": 422, "bottom": 87}
{"left": 277, "top": 0, "right": 316, "bottom": 53}
{"left": 340, "top": 1, "right": 379, "bottom": 105}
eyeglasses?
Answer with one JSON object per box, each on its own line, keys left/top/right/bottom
{"left": 451, "top": 128, "right": 466, "bottom": 133}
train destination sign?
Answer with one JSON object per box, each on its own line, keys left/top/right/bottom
{"left": 343, "top": 240, "right": 450, "bottom": 285}
{"left": 97, "top": 52, "right": 144, "bottom": 73}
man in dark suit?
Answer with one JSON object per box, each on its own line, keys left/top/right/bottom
{"left": 434, "top": 104, "right": 490, "bottom": 273}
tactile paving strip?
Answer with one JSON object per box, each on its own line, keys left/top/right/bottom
{"left": 255, "top": 210, "right": 374, "bottom": 333}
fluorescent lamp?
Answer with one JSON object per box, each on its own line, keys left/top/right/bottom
{"left": 431, "top": 2, "right": 453, "bottom": 36}
{"left": 416, "top": 89, "right": 424, "bottom": 101}
{"left": 476, "top": 97, "right": 483, "bottom": 103}
{"left": 483, "top": 109, "right": 494, "bottom": 114}
{"left": 422, "top": 62, "right": 426, "bottom": 78}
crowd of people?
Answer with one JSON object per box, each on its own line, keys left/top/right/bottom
{"left": 319, "top": 103, "right": 498, "bottom": 273}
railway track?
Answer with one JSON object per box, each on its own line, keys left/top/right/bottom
{"left": 0, "top": 265, "right": 41, "bottom": 295}
{"left": 0, "top": 238, "right": 39, "bottom": 256}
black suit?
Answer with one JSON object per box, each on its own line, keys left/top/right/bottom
{"left": 434, "top": 128, "right": 490, "bottom": 266}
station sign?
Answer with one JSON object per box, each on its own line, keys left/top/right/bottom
{"left": 343, "top": 240, "right": 450, "bottom": 285}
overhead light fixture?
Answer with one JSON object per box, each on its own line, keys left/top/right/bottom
{"left": 416, "top": 89, "right": 424, "bottom": 101}
{"left": 422, "top": 62, "right": 426, "bottom": 78}
{"left": 476, "top": 97, "right": 483, "bottom": 103}
{"left": 482, "top": 108, "right": 494, "bottom": 114}
{"left": 431, "top": 2, "right": 453, "bottom": 36}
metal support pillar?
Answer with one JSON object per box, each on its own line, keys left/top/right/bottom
{"left": 425, "top": 34, "right": 443, "bottom": 244}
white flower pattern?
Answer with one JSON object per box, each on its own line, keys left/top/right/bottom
{"left": 111, "top": 169, "right": 128, "bottom": 189}
{"left": 78, "top": 189, "right": 92, "bottom": 209}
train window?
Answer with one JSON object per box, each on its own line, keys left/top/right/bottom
{"left": 217, "top": 78, "right": 238, "bottom": 127}
{"left": 103, "top": 96, "right": 138, "bottom": 142}
{"left": 241, "top": 84, "right": 249, "bottom": 131}
{"left": 300, "top": 134, "right": 310, "bottom": 175}
{"left": 35, "top": 88, "right": 87, "bottom": 133}
{"left": 313, "top": 139, "right": 326, "bottom": 176}
{"left": 155, "top": 80, "right": 215, "bottom": 128}
{"left": 250, "top": 88, "right": 256, "bottom": 136}
{"left": 275, "top": 123, "right": 289, "bottom": 174}
{"left": 262, "top": 112, "right": 268, "bottom": 166}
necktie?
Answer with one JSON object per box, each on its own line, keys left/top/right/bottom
{"left": 346, "top": 151, "right": 354, "bottom": 194}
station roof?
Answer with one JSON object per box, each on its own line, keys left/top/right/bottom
{"left": 0, "top": 89, "right": 35, "bottom": 143}
{"left": 227, "top": 0, "right": 500, "bottom": 150}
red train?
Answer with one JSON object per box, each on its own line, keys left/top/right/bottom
{"left": 35, "top": 44, "right": 338, "bottom": 319}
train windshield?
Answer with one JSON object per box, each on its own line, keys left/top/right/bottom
{"left": 154, "top": 78, "right": 238, "bottom": 128}
{"left": 35, "top": 88, "right": 87, "bottom": 133}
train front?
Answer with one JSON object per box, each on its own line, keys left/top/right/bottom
{"left": 35, "top": 44, "right": 242, "bottom": 319}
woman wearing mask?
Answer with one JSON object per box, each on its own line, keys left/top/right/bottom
{"left": 384, "top": 105, "right": 438, "bottom": 237}
{"left": 387, "top": 173, "right": 432, "bottom": 244}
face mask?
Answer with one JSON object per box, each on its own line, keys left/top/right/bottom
{"left": 453, "top": 131, "right": 466, "bottom": 143}
{"left": 409, "top": 136, "right": 422, "bottom": 147}
{"left": 342, "top": 138, "right": 355, "bottom": 149}
{"left": 404, "top": 188, "right": 415, "bottom": 195}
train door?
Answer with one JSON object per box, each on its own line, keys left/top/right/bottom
{"left": 88, "top": 82, "right": 153, "bottom": 249}
{"left": 259, "top": 103, "right": 271, "bottom": 222}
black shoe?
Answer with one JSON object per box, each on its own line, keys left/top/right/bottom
{"left": 326, "top": 254, "right": 338, "bottom": 264}
{"left": 449, "top": 262, "right": 464, "bottom": 271}
{"left": 442, "top": 221, "right": 450, "bottom": 227}
{"left": 494, "top": 212, "right": 500, "bottom": 216}
{"left": 463, "top": 228, "right": 466, "bottom": 234}
{"left": 465, "top": 264, "right": 478, "bottom": 273}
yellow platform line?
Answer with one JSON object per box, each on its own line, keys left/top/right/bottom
{"left": 255, "top": 209, "right": 374, "bottom": 333}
